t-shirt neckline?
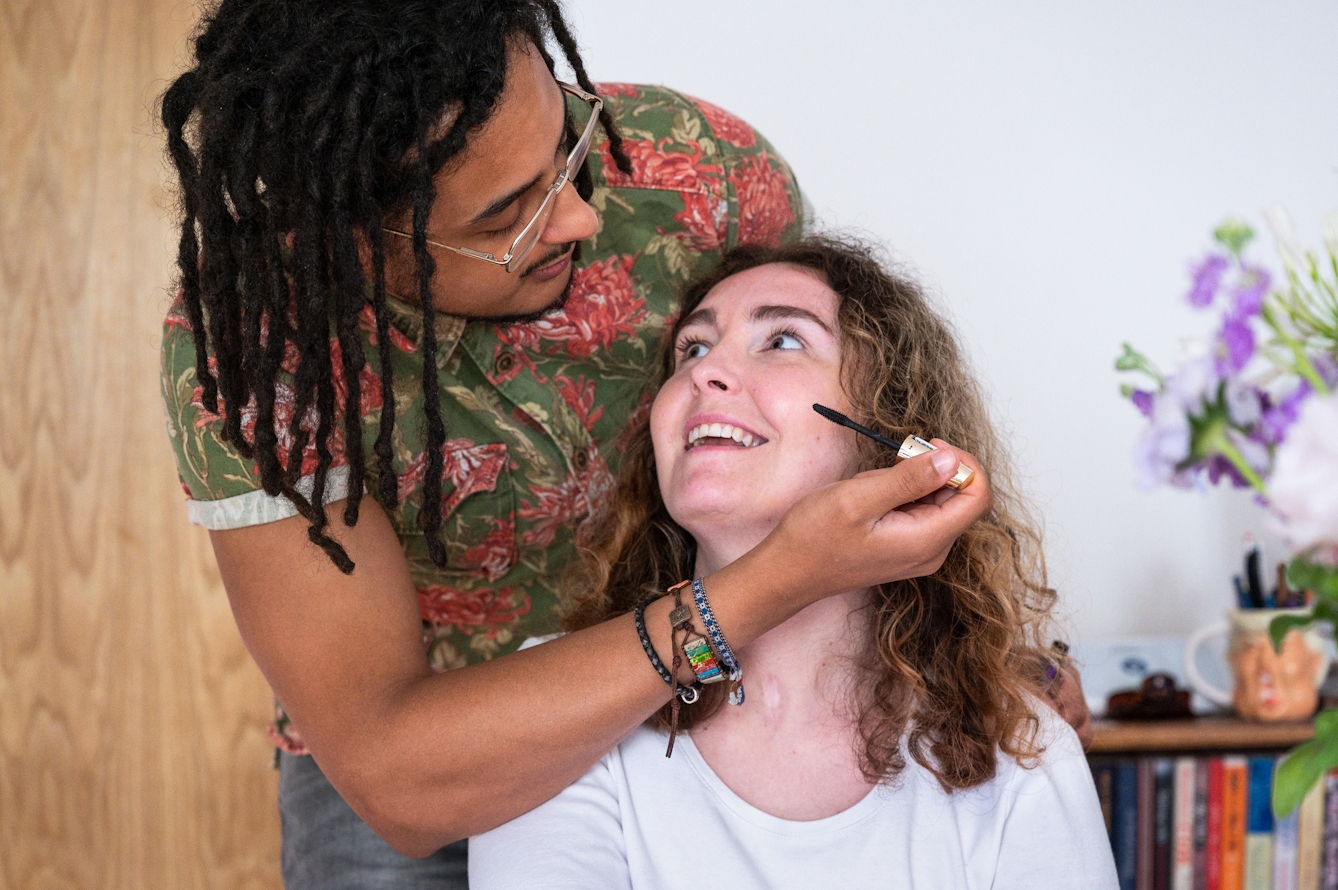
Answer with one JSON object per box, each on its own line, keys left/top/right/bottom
{"left": 673, "top": 732, "right": 888, "bottom": 836}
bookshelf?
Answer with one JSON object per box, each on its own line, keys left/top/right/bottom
{"left": 1087, "top": 716, "right": 1326, "bottom": 890}
{"left": 1089, "top": 717, "right": 1315, "bottom": 754}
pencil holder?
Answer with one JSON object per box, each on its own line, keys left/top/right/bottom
{"left": 1183, "top": 608, "right": 1330, "bottom": 722}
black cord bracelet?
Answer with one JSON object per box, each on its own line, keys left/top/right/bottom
{"left": 633, "top": 593, "right": 674, "bottom": 687}
{"left": 634, "top": 593, "right": 700, "bottom": 704}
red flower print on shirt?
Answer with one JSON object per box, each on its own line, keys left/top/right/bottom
{"left": 357, "top": 303, "right": 417, "bottom": 354}
{"left": 555, "top": 374, "right": 605, "bottom": 432}
{"left": 729, "top": 152, "right": 795, "bottom": 248}
{"left": 458, "top": 517, "right": 517, "bottom": 581}
{"left": 397, "top": 439, "right": 508, "bottom": 519}
{"left": 417, "top": 584, "right": 531, "bottom": 634}
{"left": 518, "top": 444, "right": 615, "bottom": 547}
{"left": 599, "top": 138, "right": 723, "bottom": 193}
{"left": 674, "top": 190, "right": 728, "bottom": 252}
{"left": 594, "top": 82, "right": 641, "bottom": 98}
{"left": 190, "top": 337, "right": 382, "bottom": 479}
{"left": 525, "top": 255, "right": 648, "bottom": 359}
{"left": 690, "top": 96, "right": 759, "bottom": 148}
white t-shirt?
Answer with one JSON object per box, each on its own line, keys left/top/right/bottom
{"left": 469, "top": 706, "right": 1118, "bottom": 889}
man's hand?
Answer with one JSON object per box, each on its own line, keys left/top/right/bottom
{"left": 1043, "top": 655, "right": 1094, "bottom": 749}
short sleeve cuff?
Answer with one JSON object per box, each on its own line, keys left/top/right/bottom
{"left": 185, "top": 465, "right": 352, "bottom": 530}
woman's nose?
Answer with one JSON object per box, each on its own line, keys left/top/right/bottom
{"left": 689, "top": 350, "right": 739, "bottom": 394}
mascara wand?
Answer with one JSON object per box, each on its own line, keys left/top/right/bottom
{"left": 812, "top": 403, "right": 976, "bottom": 490}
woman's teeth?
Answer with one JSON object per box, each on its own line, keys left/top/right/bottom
{"left": 687, "top": 423, "right": 763, "bottom": 449}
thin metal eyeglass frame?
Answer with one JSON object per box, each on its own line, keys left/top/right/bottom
{"left": 382, "top": 82, "right": 603, "bottom": 274}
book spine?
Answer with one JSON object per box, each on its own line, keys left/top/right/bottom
{"left": 1116, "top": 761, "right": 1141, "bottom": 890}
{"left": 1244, "top": 757, "right": 1276, "bottom": 890}
{"left": 1207, "top": 757, "right": 1224, "bottom": 890}
{"left": 1094, "top": 760, "right": 1114, "bottom": 839}
{"left": 1156, "top": 758, "right": 1176, "bottom": 890}
{"left": 1320, "top": 771, "right": 1338, "bottom": 890}
{"left": 1175, "top": 757, "right": 1199, "bottom": 890}
{"left": 1141, "top": 759, "right": 1158, "bottom": 890}
{"left": 1194, "top": 758, "right": 1211, "bottom": 890}
{"left": 1221, "top": 757, "right": 1249, "bottom": 890}
{"left": 1278, "top": 805, "right": 1300, "bottom": 890}
{"left": 1298, "top": 777, "right": 1324, "bottom": 890}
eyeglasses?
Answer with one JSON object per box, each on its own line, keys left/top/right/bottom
{"left": 384, "top": 82, "right": 603, "bottom": 274}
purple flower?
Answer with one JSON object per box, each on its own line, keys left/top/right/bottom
{"left": 1206, "top": 454, "right": 1249, "bottom": 488}
{"left": 1230, "top": 266, "right": 1271, "bottom": 319}
{"left": 1187, "top": 254, "right": 1229, "bottom": 308}
{"left": 1215, "top": 315, "right": 1256, "bottom": 375}
{"left": 1316, "top": 353, "right": 1338, "bottom": 389}
{"left": 1260, "top": 381, "right": 1313, "bottom": 445}
{"left": 1131, "top": 389, "right": 1155, "bottom": 417}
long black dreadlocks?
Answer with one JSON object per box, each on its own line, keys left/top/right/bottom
{"left": 161, "top": 0, "right": 632, "bottom": 573}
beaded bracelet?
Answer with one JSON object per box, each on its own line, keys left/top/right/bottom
{"left": 667, "top": 582, "right": 725, "bottom": 685}
{"left": 691, "top": 577, "right": 745, "bottom": 705}
{"left": 633, "top": 593, "right": 699, "bottom": 705}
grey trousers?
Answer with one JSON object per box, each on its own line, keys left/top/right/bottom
{"left": 277, "top": 750, "right": 469, "bottom": 889}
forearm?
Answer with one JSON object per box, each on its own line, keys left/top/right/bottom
{"left": 305, "top": 543, "right": 809, "bottom": 854}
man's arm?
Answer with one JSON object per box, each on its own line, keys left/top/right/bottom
{"left": 212, "top": 446, "right": 984, "bottom": 855}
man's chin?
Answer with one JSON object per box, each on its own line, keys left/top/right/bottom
{"left": 472, "top": 273, "right": 573, "bottom": 325}
{"left": 470, "top": 243, "right": 580, "bottom": 325}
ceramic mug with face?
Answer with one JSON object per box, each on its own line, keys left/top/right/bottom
{"left": 1183, "top": 609, "right": 1330, "bottom": 722}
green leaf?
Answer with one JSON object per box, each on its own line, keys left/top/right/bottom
{"left": 1288, "top": 557, "right": 1338, "bottom": 604}
{"left": 1115, "top": 343, "right": 1163, "bottom": 383}
{"left": 1119, "top": 383, "right": 1136, "bottom": 398}
{"left": 1269, "top": 613, "right": 1316, "bottom": 651}
{"left": 1274, "top": 713, "right": 1338, "bottom": 818}
{"left": 1214, "top": 218, "right": 1255, "bottom": 259}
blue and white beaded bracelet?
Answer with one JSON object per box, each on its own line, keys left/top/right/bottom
{"left": 691, "top": 577, "right": 745, "bottom": 705}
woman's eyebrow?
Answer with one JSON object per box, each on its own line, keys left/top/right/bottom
{"left": 750, "top": 304, "right": 833, "bottom": 334}
{"left": 677, "top": 306, "right": 716, "bottom": 330}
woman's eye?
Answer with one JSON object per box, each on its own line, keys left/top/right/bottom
{"left": 682, "top": 342, "right": 711, "bottom": 360}
{"left": 769, "top": 333, "right": 803, "bottom": 350}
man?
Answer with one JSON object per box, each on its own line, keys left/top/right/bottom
{"left": 161, "top": 1, "right": 1070, "bottom": 886}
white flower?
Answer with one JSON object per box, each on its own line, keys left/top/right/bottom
{"left": 1132, "top": 392, "right": 1192, "bottom": 491}
{"left": 1269, "top": 391, "right": 1338, "bottom": 561}
{"left": 1225, "top": 379, "right": 1263, "bottom": 427}
{"left": 1323, "top": 211, "right": 1338, "bottom": 260}
{"left": 1167, "top": 353, "right": 1219, "bottom": 410}
{"left": 1265, "top": 206, "right": 1306, "bottom": 276}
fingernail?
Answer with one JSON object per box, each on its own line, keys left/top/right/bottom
{"left": 931, "top": 449, "right": 956, "bottom": 475}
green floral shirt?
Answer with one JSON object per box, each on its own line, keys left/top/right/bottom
{"left": 161, "top": 83, "right": 803, "bottom": 752}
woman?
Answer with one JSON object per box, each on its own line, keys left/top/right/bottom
{"left": 469, "top": 236, "right": 1116, "bottom": 888}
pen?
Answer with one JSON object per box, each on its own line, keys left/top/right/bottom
{"left": 1243, "top": 534, "right": 1264, "bottom": 609}
{"left": 812, "top": 403, "right": 975, "bottom": 490}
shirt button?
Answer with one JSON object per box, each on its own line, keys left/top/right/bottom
{"left": 573, "top": 449, "right": 590, "bottom": 472}
{"left": 494, "top": 351, "right": 517, "bottom": 375}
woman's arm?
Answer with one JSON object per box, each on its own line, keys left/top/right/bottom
{"left": 212, "top": 446, "right": 982, "bottom": 855}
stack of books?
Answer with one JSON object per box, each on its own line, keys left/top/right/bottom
{"left": 1090, "top": 756, "right": 1338, "bottom": 890}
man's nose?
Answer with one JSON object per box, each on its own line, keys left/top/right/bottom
{"left": 539, "top": 182, "right": 598, "bottom": 246}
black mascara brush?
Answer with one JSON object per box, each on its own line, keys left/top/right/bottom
{"left": 812, "top": 403, "right": 975, "bottom": 490}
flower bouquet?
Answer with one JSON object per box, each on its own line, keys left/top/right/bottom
{"left": 1117, "top": 211, "right": 1338, "bottom": 817}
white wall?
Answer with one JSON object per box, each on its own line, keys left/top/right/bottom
{"left": 566, "top": 1, "right": 1338, "bottom": 643}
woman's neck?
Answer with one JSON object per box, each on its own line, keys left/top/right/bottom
{"left": 687, "top": 559, "right": 878, "bottom": 821}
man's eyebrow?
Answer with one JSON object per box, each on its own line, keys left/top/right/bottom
{"left": 467, "top": 93, "right": 570, "bottom": 227}
{"left": 750, "top": 304, "right": 833, "bottom": 334}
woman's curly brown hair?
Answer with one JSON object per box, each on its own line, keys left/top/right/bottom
{"left": 563, "top": 234, "right": 1059, "bottom": 791}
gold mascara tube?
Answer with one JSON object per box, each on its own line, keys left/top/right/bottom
{"left": 812, "top": 403, "right": 975, "bottom": 490}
